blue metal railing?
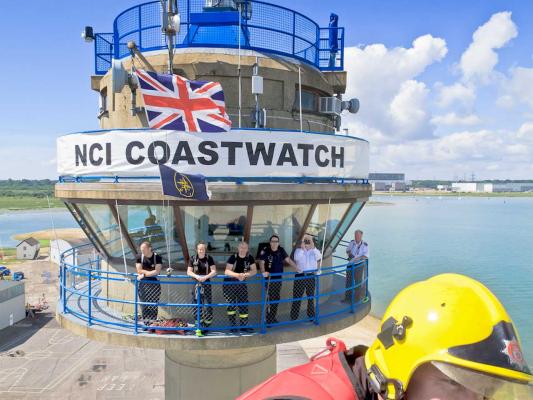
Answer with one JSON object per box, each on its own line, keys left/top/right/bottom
{"left": 94, "top": 0, "right": 345, "bottom": 75}
{"left": 59, "top": 175, "right": 369, "bottom": 185}
{"left": 59, "top": 244, "right": 369, "bottom": 336}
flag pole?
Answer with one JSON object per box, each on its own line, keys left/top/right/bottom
{"left": 114, "top": 199, "right": 129, "bottom": 280}
{"left": 319, "top": 197, "right": 332, "bottom": 272}
{"left": 238, "top": 2, "right": 242, "bottom": 128}
{"left": 46, "top": 195, "right": 62, "bottom": 264}
{"left": 298, "top": 66, "right": 303, "bottom": 132}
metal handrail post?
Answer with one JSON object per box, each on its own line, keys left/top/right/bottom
{"left": 60, "top": 256, "right": 66, "bottom": 313}
{"left": 195, "top": 283, "right": 202, "bottom": 335}
{"left": 350, "top": 262, "right": 356, "bottom": 313}
{"left": 260, "top": 277, "right": 267, "bottom": 333}
{"left": 292, "top": 12, "right": 296, "bottom": 56}
{"left": 134, "top": 277, "right": 139, "bottom": 334}
{"left": 340, "top": 28, "right": 345, "bottom": 70}
{"left": 314, "top": 272, "right": 320, "bottom": 325}
{"left": 88, "top": 269, "right": 92, "bottom": 326}
{"left": 364, "top": 259, "right": 369, "bottom": 299}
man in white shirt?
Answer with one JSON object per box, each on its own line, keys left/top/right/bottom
{"left": 344, "top": 229, "right": 369, "bottom": 303}
{"left": 290, "top": 234, "right": 322, "bottom": 320}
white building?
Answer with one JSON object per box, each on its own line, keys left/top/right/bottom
{"left": 483, "top": 182, "right": 533, "bottom": 193}
{"left": 0, "top": 281, "right": 25, "bottom": 330}
{"left": 369, "top": 173, "right": 407, "bottom": 192}
{"left": 452, "top": 182, "right": 533, "bottom": 193}
{"left": 16, "top": 238, "right": 40, "bottom": 260}
{"left": 50, "top": 239, "right": 94, "bottom": 267}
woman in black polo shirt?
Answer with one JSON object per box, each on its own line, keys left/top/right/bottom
{"left": 224, "top": 241, "right": 257, "bottom": 333}
{"left": 187, "top": 241, "right": 217, "bottom": 336}
{"left": 135, "top": 241, "right": 163, "bottom": 325}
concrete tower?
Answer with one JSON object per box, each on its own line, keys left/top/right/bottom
{"left": 56, "top": 2, "right": 371, "bottom": 399}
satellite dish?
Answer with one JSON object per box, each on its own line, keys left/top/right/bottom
{"left": 111, "top": 60, "right": 128, "bottom": 94}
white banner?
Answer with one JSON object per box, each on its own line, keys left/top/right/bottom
{"left": 57, "top": 129, "right": 369, "bottom": 179}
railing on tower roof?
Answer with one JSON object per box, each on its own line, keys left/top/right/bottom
{"left": 94, "top": 0, "right": 344, "bottom": 75}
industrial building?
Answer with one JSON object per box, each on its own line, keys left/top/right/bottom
{"left": 0, "top": 281, "right": 25, "bottom": 330}
{"left": 452, "top": 182, "right": 533, "bottom": 193}
{"left": 368, "top": 173, "right": 407, "bottom": 191}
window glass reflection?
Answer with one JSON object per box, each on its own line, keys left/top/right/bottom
{"left": 76, "top": 203, "right": 131, "bottom": 259}
{"left": 328, "top": 202, "right": 363, "bottom": 251}
{"left": 249, "top": 204, "right": 311, "bottom": 257}
{"left": 181, "top": 206, "right": 248, "bottom": 264}
{"left": 306, "top": 203, "right": 350, "bottom": 256}
{"left": 118, "top": 205, "right": 184, "bottom": 265}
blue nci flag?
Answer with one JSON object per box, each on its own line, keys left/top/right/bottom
{"left": 158, "top": 164, "right": 211, "bottom": 201}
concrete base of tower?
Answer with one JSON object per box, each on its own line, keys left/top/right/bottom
{"left": 165, "top": 345, "right": 276, "bottom": 400}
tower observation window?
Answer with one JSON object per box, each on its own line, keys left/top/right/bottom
{"left": 294, "top": 87, "right": 325, "bottom": 112}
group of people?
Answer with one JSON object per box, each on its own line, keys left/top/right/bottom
{"left": 134, "top": 230, "right": 370, "bottom": 335}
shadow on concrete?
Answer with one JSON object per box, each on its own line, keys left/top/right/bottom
{"left": 0, "top": 312, "right": 55, "bottom": 354}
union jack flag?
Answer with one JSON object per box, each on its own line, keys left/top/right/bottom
{"left": 135, "top": 69, "right": 231, "bottom": 132}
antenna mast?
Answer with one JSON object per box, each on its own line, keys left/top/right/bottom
{"left": 161, "top": 0, "right": 180, "bottom": 74}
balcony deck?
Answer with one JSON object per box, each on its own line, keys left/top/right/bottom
{"left": 58, "top": 248, "right": 370, "bottom": 350}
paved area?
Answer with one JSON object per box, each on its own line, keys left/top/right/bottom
{"left": 0, "top": 258, "right": 376, "bottom": 399}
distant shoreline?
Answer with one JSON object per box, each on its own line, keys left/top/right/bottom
{"left": 374, "top": 190, "right": 533, "bottom": 197}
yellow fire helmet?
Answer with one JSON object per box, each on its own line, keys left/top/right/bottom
{"left": 364, "top": 273, "right": 532, "bottom": 399}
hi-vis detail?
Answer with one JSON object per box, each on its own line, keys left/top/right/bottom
{"left": 57, "top": 129, "right": 369, "bottom": 179}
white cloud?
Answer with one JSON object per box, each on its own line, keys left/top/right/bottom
{"left": 501, "top": 67, "right": 533, "bottom": 110}
{"left": 459, "top": 11, "right": 517, "bottom": 83}
{"left": 369, "top": 128, "right": 533, "bottom": 179}
{"left": 517, "top": 122, "right": 533, "bottom": 141}
{"left": 344, "top": 34, "right": 447, "bottom": 141}
{"left": 389, "top": 80, "right": 431, "bottom": 138}
{"left": 341, "top": 11, "right": 533, "bottom": 179}
{"left": 435, "top": 82, "right": 476, "bottom": 108}
{"left": 430, "top": 112, "right": 481, "bottom": 126}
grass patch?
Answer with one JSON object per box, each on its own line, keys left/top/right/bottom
{"left": 0, "top": 248, "right": 16, "bottom": 257}
{"left": 0, "top": 248, "right": 18, "bottom": 266}
{"left": 0, "top": 196, "right": 64, "bottom": 210}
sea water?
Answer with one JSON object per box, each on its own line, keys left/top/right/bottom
{"left": 351, "top": 195, "right": 533, "bottom": 363}
{"left": 0, "top": 209, "right": 78, "bottom": 247}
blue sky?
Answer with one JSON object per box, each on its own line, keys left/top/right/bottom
{"left": 0, "top": 1, "right": 532, "bottom": 179}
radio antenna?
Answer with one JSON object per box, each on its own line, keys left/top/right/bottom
{"left": 161, "top": 0, "right": 180, "bottom": 74}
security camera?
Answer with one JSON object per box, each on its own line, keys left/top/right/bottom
{"left": 81, "top": 26, "right": 95, "bottom": 43}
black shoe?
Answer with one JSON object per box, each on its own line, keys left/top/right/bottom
{"left": 240, "top": 327, "right": 254, "bottom": 333}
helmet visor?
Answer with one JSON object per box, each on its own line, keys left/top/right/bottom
{"left": 432, "top": 361, "right": 533, "bottom": 399}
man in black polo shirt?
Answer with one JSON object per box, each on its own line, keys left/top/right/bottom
{"left": 259, "top": 234, "right": 297, "bottom": 325}
{"left": 224, "top": 241, "right": 257, "bottom": 333}
{"left": 187, "top": 241, "right": 217, "bottom": 336}
{"left": 135, "top": 241, "right": 163, "bottom": 325}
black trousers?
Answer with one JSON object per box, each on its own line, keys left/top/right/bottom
{"left": 265, "top": 277, "right": 282, "bottom": 323}
{"left": 345, "top": 264, "right": 366, "bottom": 303}
{"left": 290, "top": 272, "right": 316, "bottom": 320}
{"left": 191, "top": 282, "right": 213, "bottom": 327}
{"left": 138, "top": 279, "right": 161, "bottom": 323}
{"left": 223, "top": 279, "right": 249, "bottom": 326}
